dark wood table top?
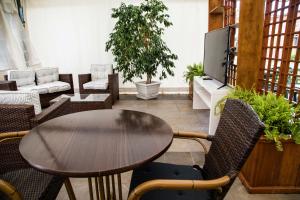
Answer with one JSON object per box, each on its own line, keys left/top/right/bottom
{"left": 19, "top": 110, "right": 173, "bottom": 177}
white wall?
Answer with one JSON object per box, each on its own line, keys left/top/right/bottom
{"left": 26, "top": 0, "right": 208, "bottom": 91}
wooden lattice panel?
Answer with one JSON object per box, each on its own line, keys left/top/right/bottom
{"left": 224, "top": 0, "right": 238, "bottom": 86}
{"left": 258, "top": 0, "right": 300, "bottom": 103}
{"left": 224, "top": 0, "right": 236, "bottom": 26}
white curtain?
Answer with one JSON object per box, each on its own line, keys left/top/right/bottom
{"left": 0, "top": 0, "right": 39, "bottom": 70}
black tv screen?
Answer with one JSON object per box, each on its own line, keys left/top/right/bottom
{"left": 203, "top": 27, "right": 230, "bottom": 84}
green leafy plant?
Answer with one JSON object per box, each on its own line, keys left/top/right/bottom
{"left": 216, "top": 87, "right": 300, "bottom": 151}
{"left": 183, "top": 63, "right": 204, "bottom": 83}
{"left": 106, "top": 0, "right": 178, "bottom": 84}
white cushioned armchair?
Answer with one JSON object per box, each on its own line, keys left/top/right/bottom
{"left": 78, "top": 64, "right": 119, "bottom": 104}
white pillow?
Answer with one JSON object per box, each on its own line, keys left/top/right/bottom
{"left": 7, "top": 70, "right": 36, "bottom": 87}
{"left": 0, "top": 90, "right": 42, "bottom": 115}
{"left": 91, "top": 64, "right": 113, "bottom": 81}
{"left": 35, "top": 68, "right": 59, "bottom": 85}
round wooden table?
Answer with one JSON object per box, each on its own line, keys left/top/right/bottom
{"left": 19, "top": 109, "right": 173, "bottom": 200}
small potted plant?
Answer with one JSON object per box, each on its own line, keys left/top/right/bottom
{"left": 217, "top": 88, "right": 300, "bottom": 193}
{"left": 183, "top": 63, "right": 204, "bottom": 99}
{"left": 106, "top": 0, "right": 178, "bottom": 99}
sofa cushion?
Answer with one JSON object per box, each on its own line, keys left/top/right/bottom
{"left": 0, "top": 90, "right": 42, "bottom": 115}
{"left": 83, "top": 79, "right": 108, "bottom": 90}
{"left": 18, "top": 81, "right": 71, "bottom": 94}
{"left": 91, "top": 64, "right": 112, "bottom": 81}
{"left": 18, "top": 84, "right": 49, "bottom": 94}
{"left": 7, "top": 70, "right": 35, "bottom": 87}
{"left": 35, "top": 68, "right": 59, "bottom": 85}
{"left": 38, "top": 81, "right": 71, "bottom": 93}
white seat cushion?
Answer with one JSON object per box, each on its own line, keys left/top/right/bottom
{"left": 35, "top": 68, "right": 59, "bottom": 85}
{"left": 18, "top": 84, "right": 49, "bottom": 94}
{"left": 83, "top": 79, "right": 108, "bottom": 90}
{"left": 91, "top": 64, "right": 112, "bottom": 81}
{"left": 38, "top": 81, "right": 71, "bottom": 93}
{"left": 0, "top": 90, "right": 42, "bottom": 115}
{"left": 7, "top": 70, "right": 35, "bottom": 87}
{"left": 18, "top": 81, "right": 71, "bottom": 94}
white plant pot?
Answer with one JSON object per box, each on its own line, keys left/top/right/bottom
{"left": 135, "top": 81, "right": 160, "bottom": 100}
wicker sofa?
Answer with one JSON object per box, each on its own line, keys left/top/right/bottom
{"left": 78, "top": 64, "right": 119, "bottom": 104}
{"left": 4, "top": 68, "right": 74, "bottom": 107}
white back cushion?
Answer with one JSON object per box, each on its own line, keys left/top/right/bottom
{"left": 35, "top": 68, "right": 59, "bottom": 85}
{"left": 0, "top": 90, "right": 42, "bottom": 115}
{"left": 91, "top": 64, "right": 113, "bottom": 81}
{"left": 7, "top": 70, "right": 35, "bottom": 87}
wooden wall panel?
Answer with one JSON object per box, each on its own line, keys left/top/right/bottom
{"left": 208, "top": 0, "right": 224, "bottom": 31}
{"left": 236, "top": 0, "right": 265, "bottom": 89}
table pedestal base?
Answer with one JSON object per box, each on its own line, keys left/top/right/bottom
{"left": 65, "top": 178, "right": 76, "bottom": 200}
{"left": 88, "top": 174, "right": 123, "bottom": 200}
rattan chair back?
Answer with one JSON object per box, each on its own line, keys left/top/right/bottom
{"left": 203, "top": 99, "right": 265, "bottom": 199}
{"left": 0, "top": 134, "right": 29, "bottom": 175}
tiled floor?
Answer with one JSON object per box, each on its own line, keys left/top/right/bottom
{"left": 57, "top": 95, "right": 300, "bottom": 200}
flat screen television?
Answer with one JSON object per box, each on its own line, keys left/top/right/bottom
{"left": 203, "top": 26, "right": 231, "bottom": 85}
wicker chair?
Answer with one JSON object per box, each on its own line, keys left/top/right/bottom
{"left": 78, "top": 70, "right": 119, "bottom": 104}
{"left": 128, "top": 99, "right": 265, "bottom": 200}
{"left": 0, "top": 131, "right": 75, "bottom": 200}
{"left": 0, "top": 95, "right": 70, "bottom": 133}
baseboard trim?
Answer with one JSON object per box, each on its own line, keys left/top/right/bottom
{"left": 71, "top": 87, "right": 189, "bottom": 94}
{"left": 120, "top": 87, "right": 189, "bottom": 94}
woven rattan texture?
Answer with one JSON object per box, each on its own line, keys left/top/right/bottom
{"left": 0, "top": 137, "right": 65, "bottom": 200}
{"left": 203, "top": 99, "right": 265, "bottom": 199}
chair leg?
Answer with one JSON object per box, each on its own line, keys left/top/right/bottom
{"left": 65, "top": 178, "right": 76, "bottom": 200}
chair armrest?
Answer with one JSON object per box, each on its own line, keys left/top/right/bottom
{"left": 108, "top": 73, "right": 119, "bottom": 102}
{"left": 0, "top": 81, "right": 17, "bottom": 91}
{"left": 32, "top": 98, "right": 70, "bottom": 126}
{"left": 0, "top": 104, "right": 35, "bottom": 132}
{"left": 173, "top": 131, "right": 213, "bottom": 153}
{"left": 78, "top": 74, "right": 91, "bottom": 93}
{"left": 0, "top": 179, "right": 22, "bottom": 200}
{"left": 108, "top": 73, "right": 119, "bottom": 87}
{"left": 0, "top": 131, "right": 28, "bottom": 140}
{"left": 128, "top": 176, "right": 230, "bottom": 200}
{"left": 59, "top": 74, "right": 74, "bottom": 93}
{"left": 174, "top": 131, "right": 213, "bottom": 141}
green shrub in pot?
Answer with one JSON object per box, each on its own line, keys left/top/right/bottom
{"left": 105, "top": 0, "right": 177, "bottom": 84}
{"left": 216, "top": 87, "right": 300, "bottom": 151}
{"left": 183, "top": 63, "right": 204, "bottom": 83}
{"left": 105, "top": 0, "right": 178, "bottom": 99}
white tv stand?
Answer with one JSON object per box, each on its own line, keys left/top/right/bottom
{"left": 193, "top": 76, "right": 231, "bottom": 135}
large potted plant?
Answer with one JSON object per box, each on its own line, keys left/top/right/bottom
{"left": 217, "top": 88, "right": 300, "bottom": 193}
{"left": 106, "top": 0, "right": 178, "bottom": 99}
{"left": 183, "top": 63, "right": 204, "bottom": 99}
